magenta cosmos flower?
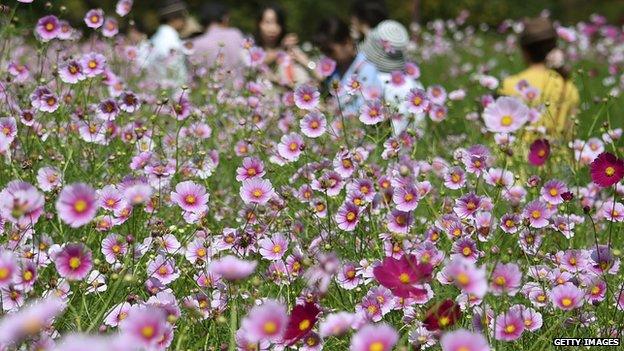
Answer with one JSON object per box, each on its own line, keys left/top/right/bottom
{"left": 171, "top": 181, "right": 209, "bottom": 214}
{"left": 335, "top": 202, "right": 361, "bottom": 231}
{"left": 550, "top": 283, "right": 585, "bottom": 310}
{"left": 490, "top": 263, "right": 522, "bottom": 296}
{"left": 240, "top": 299, "right": 288, "bottom": 343}
{"left": 55, "top": 183, "right": 98, "bottom": 228}
{"left": 440, "top": 329, "right": 490, "bottom": 351}
{"left": 294, "top": 84, "right": 320, "bottom": 110}
{"left": 209, "top": 255, "right": 257, "bottom": 281}
{"left": 55, "top": 243, "right": 93, "bottom": 280}
{"left": 58, "top": 60, "right": 86, "bottom": 84}
{"left": 590, "top": 152, "right": 624, "bottom": 187}
{"left": 373, "top": 254, "right": 432, "bottom": 298}
{"left": 528, "top": 139, "right": 550, "bottom": 166}
{"left": 494, "top": 310, "right": 524, "bottom": 341}
{"left": 482, "top": 96, "right": 529, "bottom": 133}
{"left": 84, "top": 9, "right": 105, "bottom": 29}
{"left": 240, "top": 178, "right": 275, "bottom": 205}
{"left": 35, "top": 15, "right": 60, "bottom": 42}
{"left": 350, "top": 323, "right": 398, "bottom": 351}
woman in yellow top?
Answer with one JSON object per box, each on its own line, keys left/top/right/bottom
{"left": 500, "top": 17, "right": 580, "bottom": 140}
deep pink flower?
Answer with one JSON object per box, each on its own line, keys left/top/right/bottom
{"left": 283, "top": 302, "right": 320, "bottom": 345}
{"left": 528, "top": 139, "right": 550, "bottom": 166}
{"left": 373, "top": 254, "right": 432, "bottom": 298}
{"left": 54, "top": 243, "right": 93, "bottom": 280}
{"left": 590, "top": 152, "right": 624, "bottom": 187}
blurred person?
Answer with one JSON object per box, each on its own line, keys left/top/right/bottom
{"left": 314, "top": 17, "right": 381, "bottom": 113}
{"left": 500, "top": 17, "right": 579, "bottom": 139}
{"left": 192, "top": 2, "right": 245, "bottom": 70}
{"left": 361, "top": 19, "right": 424, "bottom": 135}
{"left": 148, "top": 0, "right": 189, "bottom": 85}
{"left": 255, "top": 4, "right": 314, "bottom": 87}
{"left": 350, "top": 0, "right": 388, "bottom": 43}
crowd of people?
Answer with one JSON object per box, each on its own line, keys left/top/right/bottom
{"left": 139, "top": 0, "right": 579, "bottom": 139}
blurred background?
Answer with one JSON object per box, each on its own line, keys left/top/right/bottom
{"left": 8, "top": 0, "right": 624, "bottom": 39}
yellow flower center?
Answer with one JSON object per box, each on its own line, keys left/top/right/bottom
{"left": 398, "top": 273, "right": 410, "bottom": 284}
{"left": 272, "top": 245, "right": 282, "bottom": 254}
{"left": 462, "top": 247, "right": 472, "bottom": 256}
{"left": 369, "top": 341, "right": 384, "bottom": 351}
{"left": 605, "top": 166, "right": 615, "bottom": 177}
{"left": 346, "top": 212, "right": 356, "bottom": 221}
{"left": 501, "top": 115, "right": 513, "bottom": 126}
{"left": 531, "top": 210, "right": 541, "bottom": 219}
{"left": 457, "top": 273, "right": 470, "bottom": 285}
{"left": 263, "top": 321, "right": 277, "bottom": 334}
{"left": 141, "top": 325, "right": 154, "bottom": 338}
{"left": 549, "top": 188, "right": 558, "bottom": 196}
{"left": 439, "top": 316, "right": 450, "bottom": 327}
{"left": 74, "top": 200, "right": 88, "bottom": 213}
{"left": 69, "top": 257, "right": 81, "bottom": 269}
{"left": 0, "top": 268, "right": 9, "bottom": 279}
{"left": 495, "top": 276, "right": 506, "bottom": 286}
{"left": 185, "top": 195, "right": 196, "bottom": 205}
{"left": 561, "top": 297, "right": 572, "bottom": 307}
{"left": 505, "top": 324, "right": 516, "bottom": 333}
{"left": 298, "top": 319, "right": 311, "bottom": 331}
{"left": 252, "top": 189, "right": 263, "bottom": 198}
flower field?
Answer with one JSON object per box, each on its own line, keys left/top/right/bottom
{"left": 1, "top": 2, "right": 624, "bottom": 351}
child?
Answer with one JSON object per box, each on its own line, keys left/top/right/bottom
{"left": 148, "top": 0, "right": 189, "bottom": 86}
{"left": 500, "top": 17, "right": 580, "bottom": 140}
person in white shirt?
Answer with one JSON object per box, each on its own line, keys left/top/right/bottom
{"left": 361, "top": 20, "right": 424, "bottom": 135}
{"left": 148, "top": 0, "right": 189, "bottom": 86}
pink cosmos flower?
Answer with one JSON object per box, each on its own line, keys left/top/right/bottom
{"left": 278, "top": 133, "right": 304, "bottom": 161}
{"left": 102, "top": 17, "right": 119, "bottom": 37}
{"left": 359, "top": 101, "right": 385, "bottom": 125}
{"left": 209, "top": 255, "right": 257, "bottom": 281}
{"left": 550, "top": 283, "right": 585, "bottom": 310}
{"left": 147, "top": 255, "right": 179, "bottom": 285}
{"left": 56, "top": 183, "right": 98, "bottom": 228}
{"left": 444, "top": 166, "right": 466, "bottom": 189}
{"left": 438, "top": 258, "right": 488, "bottom": 298}
{"left": 0, "top": 180, "right": 45, "bottom": 225}
{"left": 58, "top": 60, "right": 86, "bottom": 84}
{"left": 119, "top": 306, "right": 171, "bottom": 349}
{"left": 258, "top": 233, "right": 289, "bottom": 261}
{"left": 350, "top": 323, "right": 398, "bottom": 351}
{"left": 405, "top": 89, "right": 430, "bottom": 114}
{"left": 0, "top": 251, "right": 17, "bottom": 288}
{"left": 316, "top": 56, "right": 336, "bottom": 77}
{"left": 494, "top": 310, "right": 524, "bottom": 341}
{"left": 490, "top": 263, "right": 522, "bottom": 296}
{"left": 35, "top": 15, "right": 60, "bottom": 42}
{"left": 522, "top": 200, "right": 551, "bottom": 228}
{"left": 427, "top": 85, "right": 447, "bottom": 105}
{"left": 80, "top": 52, "right": 106, "bottom": 77}
{"left": 236, "top": 157, "right": 265, "bottom": 181}
{"left": 240, "top": 178, "right": 275, "bottom": 205}
{"left": 119, "top": 91, "right": 141, "bottom": 113}
{"left": 319, "top": 312, "right": 354, "bottom": 337}
{"left": 540, "top": 179, "right": 567, "bottom": 204}
{"left": 84, "top": 9, "right": 104, "bottom": 29}
{"left": 171, "top": 181, "right": 209, "bottom": 214}
{"left": 392, "top": 184, "right": 420, "bottom": 211}
{"left": 54, "top": 243, "right": 93, "bottom": 281}
{"left": 301, "top": 111, "right": 327, "bottom": 138}
{"left": 440, "top": 329, "right": 490, "bottom": 351}
{"left": 240, "top": 299, "right": 288, "bottom": 343}
{"left": 335, "top": 202, "right": 361, "bottom": 231}
{"left": 482, "top": 96, "right": 529, "bottom": 133}
{"left": 116, "top": 0, "right": 133, "bottom": 16}
{"left": 104, "top": 302, "right": 132, "bottom": 327}
{"left": 294, "top": 84, "right": 320, "bottom": 110}
{"left": 599, "top": 201, "right": 624, "bottom": 222}
{"left": 101, "top": 233, "right": 128, "bottom": 264}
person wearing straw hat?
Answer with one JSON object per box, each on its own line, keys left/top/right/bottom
{"left": 148, "top": 0, "right": 189, "bottom": 86}
{"left": 361, "top": 19, "right": 424, "bottom": 135}
{"left": 500, "top": 17, "right": 579, "bottom": 140}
